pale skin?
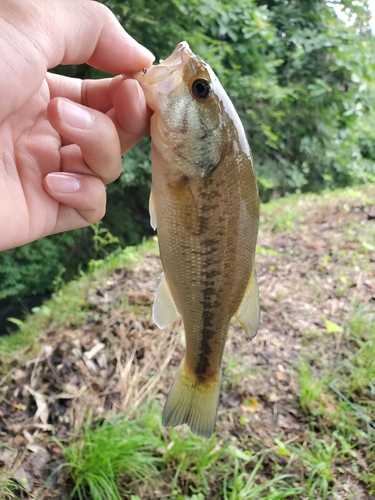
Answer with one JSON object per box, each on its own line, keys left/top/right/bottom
{"left": 0, "top": 0, "right": 154, "bottom": 252}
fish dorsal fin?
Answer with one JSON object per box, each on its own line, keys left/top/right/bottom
{"left": 234, "top": 268, "right": 260, "bottom": 339}
{"left": 153, "top": 273, "right": 180, "bottom": 328}
{"left": 149, "top": 189, "right": 157, "bottom": 230}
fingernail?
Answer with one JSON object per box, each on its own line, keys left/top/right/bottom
{"left": 58, "top": 99, "right": 95, "bottom": 129}
{"left": 45, "top": 173, "right": 81, "bottom": 193}
{"left": 137, "top": 43, "right": 155, "bottom": 63}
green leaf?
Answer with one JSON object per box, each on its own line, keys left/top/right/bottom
{"left": 362, "top": 241, "right": 375, "bottom": 251}
{"left": 325, "top": 319, "right": 344, "bottom": 334}
{"left": 274, "top": 438, "right": 292, "bottom": 457}
{"left": 6, "top": 317, "right": 24, "bottom": 328}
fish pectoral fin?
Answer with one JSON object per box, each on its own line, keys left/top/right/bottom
{"left": 149, "top": 189, "right": 157, "bottom": 230}
{"left": 234, "top": 267, "right": 260, "bottom": 339}
{"left": 162, "top": 360, "right": 221, "bottom": 438}
{"left": 152, "top": 273, "right": 180, "bottom": 328}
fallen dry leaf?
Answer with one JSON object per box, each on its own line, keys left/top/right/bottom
{"left": 277, "top": 413, "right": 300, "bottom": 430}
{"left": 24, "top": 385, "right": 49, "bottom": 425}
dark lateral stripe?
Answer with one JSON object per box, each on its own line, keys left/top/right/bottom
{"left": 195, "top": 288, "right": 218, "bottom": 377}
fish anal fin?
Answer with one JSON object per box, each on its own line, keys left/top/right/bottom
{"left": 162, "top": 360, "right": 221, "bottom": 438}
{"left": 152, "top": 273, "right": 180, "bottom": 328}
{"left": 234, "top": 268, "right": 260, "bottom": 339}
{"left": 149, "top": 189, "right": 157, "bottom": 230}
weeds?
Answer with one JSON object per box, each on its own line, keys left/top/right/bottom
{"left": 289, "top": 435, "right": 337, "bottom": 498}
{"left": 165, "top": 430, "right": 222, "bottom": 495}
{"left": 299, "top": 362, "right": 332, "bottom": 417}
{"left": 59, "top": 413, "right": 162, "bottom": 500}
{"left": 0, "top": 473, "right": 27, "bottom": 500}
{"left": 222, "top": 455, "right": 302, "bottom": 500}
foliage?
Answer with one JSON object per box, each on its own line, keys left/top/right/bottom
{"left": 0, "top": 237, "right": 62, "bottom": 300}
{"left": 58, "top": 0, "right": 375, "bottom": 201}
{"left": 0, "top": 141, "right": 153, "bottom": 304}
{"left": 0, "top": 227, "right": 99, "bottom": 303}
{"left": 0, "top": 219, "right": 124, "bottom": 305}
{"left": 105, "top": 136, "right": 154, "bottom": 247}
{"left": 116, "top": 0, "right": 375, "bottom": 198}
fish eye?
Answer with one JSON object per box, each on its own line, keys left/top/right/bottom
{"left": 191, "top": 78, "right": 211, "bottom": 99}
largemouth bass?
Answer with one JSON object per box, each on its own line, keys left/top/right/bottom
{"left": 134, "top": 42, "right": 260, "bottom": 438}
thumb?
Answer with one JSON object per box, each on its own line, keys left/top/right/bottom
{"left": 0, "top": 0, "right": 154, "bottom": 122}
{"left": 46, "top": 0, "right": 154, "bottom": 73}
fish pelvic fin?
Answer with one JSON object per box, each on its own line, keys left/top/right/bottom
{"left": 153, "top": 273, "right": 181, "bottom": 328}
{"left": 162, "top": 360, "right": 221, "bottom": 438}
{"left": 234, "top": 266, "right": 260, "bottom": 339}
{"left": 149, "top": 188, "right": 157, "bottom": 230}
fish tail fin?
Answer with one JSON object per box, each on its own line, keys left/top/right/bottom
{"left": 162, "top": 359, "right": 221, "bottom": 438}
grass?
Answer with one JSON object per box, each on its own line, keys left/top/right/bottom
{"left": 299, "top": 362, "right": 335, "bottom": 417}
{"left": 0, "top": 185, "right": 374, "bottom": 499}
{"left": 58, "top": 415, "right": 306, "bottom": 500}
{"left": 345, "top": 310, "right": 375, "bottom": 395}
{"left": 164, "top": 430, "right": 223, "bottom": 495}
{"left": 59, "top": 411, "right": 162, "bottom": 500}
{"left": 0, "top": 473, "right": 27, "bottom": 499}
{"left": 222, "top": 456, "right": 302, "bottom": 499}
{"left": 259, "top": 184, "right": 374, "bottom": 235}
{"left": 288, "top": 435, "right": 337, "bottom": 499}
{"left": 294, "top": 306, "right": 375, "bottom": 498}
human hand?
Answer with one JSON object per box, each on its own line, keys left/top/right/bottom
{"left": 0, "top": 0, "right": 154, "bottom": 251}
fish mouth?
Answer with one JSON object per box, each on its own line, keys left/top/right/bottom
{"left": 158, "top": 41, "right": 193, "bottom": 69}
{"left": 132, "top": 41, "right": 194, "bottom": 108}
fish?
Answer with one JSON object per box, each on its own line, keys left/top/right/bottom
{"left": 134, "top": 41, "right": 260, "bottom": 438}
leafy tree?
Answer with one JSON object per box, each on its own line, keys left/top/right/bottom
{"left": 55, "top": 0, "right": 375, "bottom": 199}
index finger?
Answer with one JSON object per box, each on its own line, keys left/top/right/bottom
{"left": 46, "top": 73, "right": 114, "bottom": 113}
{"left": 46, "top": 73, "right": 151, "bottom": 153}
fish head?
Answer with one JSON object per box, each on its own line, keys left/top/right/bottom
{"left": 134, "top": 42, "right": 234, "bottom": 178}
